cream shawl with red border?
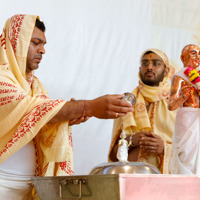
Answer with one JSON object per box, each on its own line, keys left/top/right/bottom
{"left": 0, "top": 14, "right": 74, "bottom": 185}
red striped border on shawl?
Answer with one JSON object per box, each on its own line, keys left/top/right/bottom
{"left": 33, "top": 138, "right": 42, "bottom": 177}
{"left": 33, "top": 140, "right": 50, "bottom": 177}
{"left": 0, "top": 81, "right": 17, "bottom": 88}
{"left": 69, "top": 132, "right": 73, "bottom": 147}
{"left": 0, "top": 99, "right": 64, "bottom": 157}
{"left": 0, "top": 30, "right": 6, "bottom": 50}
{"left": 9, "top": 14, "right": 25, "bottom": 53}
{"left": 59, "top": 132, "right": 74, "bottom": 175}
{"left": 60, "top": 161, "right": 74, "bottom": 175}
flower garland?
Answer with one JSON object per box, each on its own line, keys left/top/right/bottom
{"left": 184, "top": 65, "right": 200, "bottom": 94}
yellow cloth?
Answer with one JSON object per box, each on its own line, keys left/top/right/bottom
{"left": 0, "top": 14, "right": 74, "bottom": 199}
{"left": 108, "top": 48, "right": 177, "bottom": 174}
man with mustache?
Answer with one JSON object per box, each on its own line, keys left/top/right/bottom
{"left": 0, "top": 15, "right": 133, "bottom": 199}
{"left": 108, "top": 49, "right": 177, "bottom": 174}
{"left": 168, "top": 44, "right": 200, "bottom": 175}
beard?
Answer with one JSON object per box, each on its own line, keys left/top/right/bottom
{"left": 140, "top": 70, "right": 165, "bottom": 86}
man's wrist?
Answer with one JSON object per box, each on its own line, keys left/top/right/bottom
{"left": 84, "top": 100, "right": 93, "bottom": 117}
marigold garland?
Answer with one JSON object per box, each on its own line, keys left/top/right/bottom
{"left": 184, "top": 65, "right": 200, "bottom": 95}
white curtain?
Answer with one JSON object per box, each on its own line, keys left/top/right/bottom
{"left": 1, "top": 0, "right": 200, "bottom": 175}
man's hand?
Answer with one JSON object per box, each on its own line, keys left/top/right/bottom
{"left": 87, "top": 94, "right": 133, "bottom": 119}
{"left": 68, "top": 97, "right": 90, "bottom": 126}
{"left": 69, "top": 116, "right": 90, "bottom": 126}
{"left": 138, "top": 132, "right": 164, "bottom": 155}
{"left": 131, "top": 131, "right": 148, "bottom": 147}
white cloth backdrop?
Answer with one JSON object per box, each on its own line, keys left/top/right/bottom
{"left": 1, "top": 0, "right": 200, "bottom": 175}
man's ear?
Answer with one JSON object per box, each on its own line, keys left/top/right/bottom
{"left": 164, "top": 67, "right": 169, "bottom": 77}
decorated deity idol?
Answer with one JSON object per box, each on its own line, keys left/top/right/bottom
{"left": 168, "top": 44, "right": 200, "bottom": 175}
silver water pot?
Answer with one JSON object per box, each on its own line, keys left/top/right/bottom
{"left": 89, "top": 162, "right": 161, "bottom": 175}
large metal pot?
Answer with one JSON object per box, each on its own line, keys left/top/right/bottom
{"left": 89, "top": 162, "right": 161, "bottom": 175}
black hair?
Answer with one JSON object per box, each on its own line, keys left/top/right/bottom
{"left": 35, "top": 18, "right": 46, "bottom": 32}
{"left": 143, "top": 51, "right": 153, "bottom": 56}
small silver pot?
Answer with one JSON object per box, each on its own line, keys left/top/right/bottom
{"left": 89, "top": 162, "right": 161, "bottom": 175}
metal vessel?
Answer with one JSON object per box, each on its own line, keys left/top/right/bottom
{"left": 122, "top": 92, "right": 136, "bottom": 106}
{"left": 89, "top": 162, "right": 161, "bottom": 175}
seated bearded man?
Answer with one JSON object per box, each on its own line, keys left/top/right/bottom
{"left": 108, "top": 49, "right": 177, "bottom": 174}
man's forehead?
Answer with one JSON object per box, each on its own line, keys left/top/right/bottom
{"left": 31, "top": 26, "right": 46, "bottom": 43}
{"left": 142, "top": 53, "right": 162, "bottom": 61}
